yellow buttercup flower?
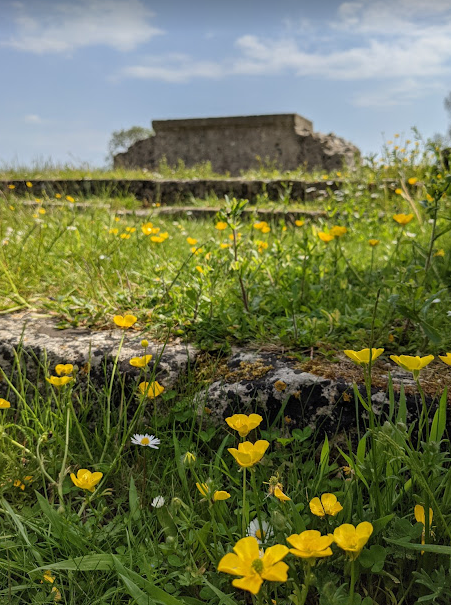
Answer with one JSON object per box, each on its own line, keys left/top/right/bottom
{"left": 426, "top": 193, "right": 434, "bottom": 202}
{"left": 368, "top": 239, "right": 380, "bottom": 247}
{"left": 109, "top": 228, "right": 119, "bottom": 235}
{"left": 295, "top": 220, "right": 305, "bottom": 227}
{"left": 46, "top": 376, "right": 73, "bottom": 387}
{"left": 70, "top": 468, "right": 103, "bottom": 492}
{"left": 274, "top": 486, "right": 291, "bottom": 501}
{"left": 218, "top": 536, "right": 289, "bottom": 595}
{"left": 408, "top": 177, "right": 418, "bottom": 185}
{"left": 55, "top": 193, "right": 62, "bottom": 198}
{"left": 55, "top": 364, "right": 73, "bottom": 376}
{"left": 329, "top": 225, "right": 347, "bottom": 237}
{"left": 0, "top": 398, "right": 11, "bottom": 409}
{"left": 287, "top": 530, "right": 334, "bottom": 560}
{"left": 390, "top": 355, "right": 434, "bottom": 377}
{"left": 186, "top": 237, "right": 198, "bottom": 245}
{"left": 195, "top": 265, "right": 204, "bottom": 274}
{"left": 138, "top": 381, "right": 165, "bottom": 398}
{"left": 225, "top": 413, "right": 263, "bottom": 437}
{"left": 141, "top": 222, "right": 154, "bottom": 235}
{"left": 129, "top": 354, "right": 153, "bottom": 368}
{"left": 439, "top": 353, "right": 451, "bottom": 366}
{"left": 393, "top": 213, "right": 414, "bottom": 225}
{"left": 26, "top": 181, "right": 33, "bottom": 188}
{"left": 318, "top": 232, "right": 334, "bottom": 243}
{"left": 434, "top": 249, "right": 445, "bottom": 257}
{"left": 66, "top": 195, "right": 75, "bottom": 202}
{"left": 395, "top": 188, "right": 402, "bottom": 195}
{"left": 228, "top": 440, "right": 269, "bottom": 468}
{"left": 309, "top": 493, "right": 343, "bottom": 517}
{"left": 113, "top": 314, "right": 137, "bottom": 328}
{"left": 334, "top": 522, "right": 373, "bottom": 560}
{"left": 214, "top": 490, "right": 231, "bottom": 501}
{"left": 261, "top": 225, "right": 271, "bottom": 234}
{"left": 8, "top": 184, "right": 15, "bottom": 189}
{"left": 253, "top": 221, "right": 268, "bottom": 230}
{"left": 215, "top": 221, "right": 228, "bottom": 230}
{"left": 344, "top": 348, "right": 384, "bottom": 365}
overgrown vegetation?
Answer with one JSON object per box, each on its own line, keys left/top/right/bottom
{"left": 1, "top": 134, "right": 451, "bottom": 603}
{"left": 1, "top": 137, "right": 450, "bottom": 352}
{"left": 0, "top": 339, "right": 451, "bottom": 604}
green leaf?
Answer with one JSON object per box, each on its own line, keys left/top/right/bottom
{"left": 430, "top": 387, "right": 447, "bottom": 443}
{"left": 35, "top": 492, "right": 86, "bottom": 551}
{"left": 396, "top": 384, "right": 407, "bottom": 425}
{"left": 32, "top": 554, "right": 125, "bottom": 572}
{"left": 384, "top": 538, "right": 451, "bottom": 555}
{"left": 129, "top": 475, "right": 141, "bottom": 522}
{"left": 201, "top": 577, "right": 238, "bottom": 605}
{"left": 353, "top": 383, "right": 370, "bottom": 411}
{"left": 292, "top": 427, "right": 312, "bottom": 442}
{"left": 320, "top": 434, "right": 329, "bottom": 470}
{"left": 113, "top": 557, "right": 189, "bottom": 605}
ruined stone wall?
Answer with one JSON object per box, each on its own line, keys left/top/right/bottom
{"left": 114, "top": 114, "right": 359, "bottom": 174}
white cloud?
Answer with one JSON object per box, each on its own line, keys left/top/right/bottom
{"left": 3, "top": 0, "right": 163, "bottom": 54}
{"left": 118, "top": 0, "right": 451, "bottom": 93}
{"left": 353, "top": 79, "right": 444, "bottom": 108}
{"left": 120, "top": 54, "right": 223, "bottom": 83}
{"left": 23, "top": 114, "right": 43, "bottom": 124}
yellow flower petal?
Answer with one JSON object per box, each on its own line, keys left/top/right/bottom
{"left": 321, "top": 493, "right": 343, "bottom": 516}
{"left": 439, "top": 353, "right": 451, "bottom": 366}
{"left": 309, "top": 497, "right": 325, "bottom": 517}
{"left": 213, "top": 490, "right": 231, "bottom": 501}
{"left": 274, "top": 486, "right": 291, "bottom": 501}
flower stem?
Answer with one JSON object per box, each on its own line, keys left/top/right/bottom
{"left": 349, "top": 559, "right": 356, "bottom": 605}
{"left": 242, "top": 467, "right": 247, "bottom": 537}
{"left": 57, "top": 401, "right": 71, "bottom": 509}
{"left": 299, "top": 563, "right": 313, "bottom": 605}
{"left": 250, "top": 470, "right": 264, "bottom": 543}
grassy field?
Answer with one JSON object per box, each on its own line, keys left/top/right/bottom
{"left": 1, "top": 137, "right": 451, "bottom": 604}
{"left": 1, "top": 149, "right": 450, "bottom": 353}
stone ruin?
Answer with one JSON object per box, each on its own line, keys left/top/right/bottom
{"left": 114, "top": 113, "right": 359, "bottom": 175}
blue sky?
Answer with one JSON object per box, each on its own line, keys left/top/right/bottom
{"left": 1, "top": 0, "right": 451, "bottom": 168}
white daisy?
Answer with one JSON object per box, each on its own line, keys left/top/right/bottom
{"left": 247, "top": 518, "right": 273, "bottom": 544}
{"left": 151, "top": 495, "right": 165, "bottom": 508}
{"left": 131, "top": 433, "right": 160, "bottom": 448}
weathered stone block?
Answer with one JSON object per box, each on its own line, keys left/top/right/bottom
{"left": 114, "top": 114, "right": 359, "bottom": 175}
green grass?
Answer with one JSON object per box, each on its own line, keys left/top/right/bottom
{"left": 0, "top": 341, "right": 451, "bottom": 604}
{"left": 1, "top": 136, "right": 451, "bottom": 604}
{"left": 1, "top": 165, "right": 450, "bottom": 353}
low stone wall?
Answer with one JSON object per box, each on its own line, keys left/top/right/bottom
{"left": 0, "top": 178, "right": 341, "bottom": 204}
{"left": 114, "top": 114, "right": 360, "bottom": 174}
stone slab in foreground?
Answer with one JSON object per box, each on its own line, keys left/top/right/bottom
{"left": 0, "top": 313, "right": 197, "bottom": 390}
{"left": 200, "top": 350, "right": 450, "bottom": 437}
